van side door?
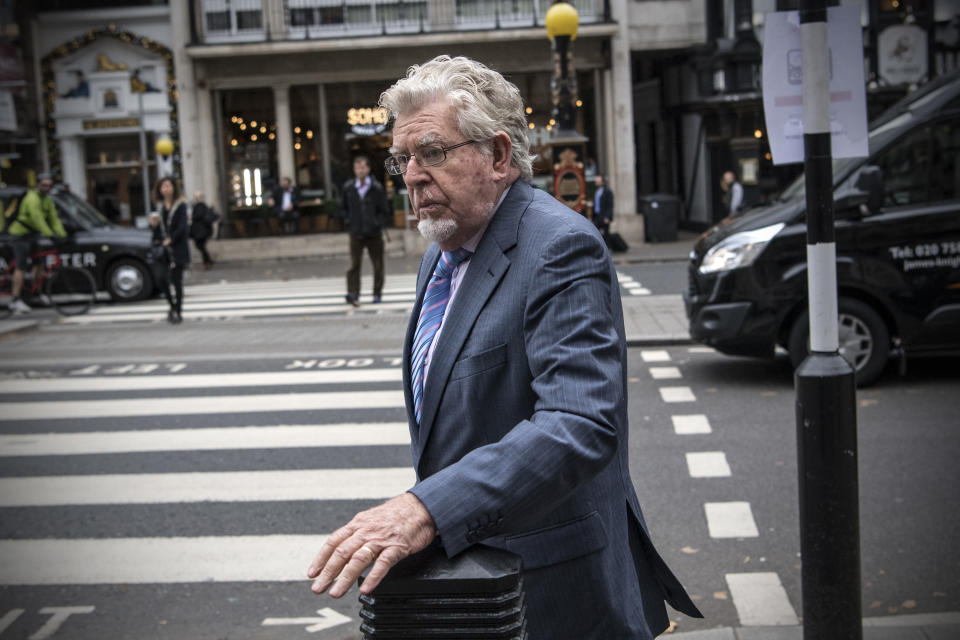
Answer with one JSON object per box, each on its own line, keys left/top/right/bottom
{"left": 852, "top": 116, "right": 960, "bottom": 352}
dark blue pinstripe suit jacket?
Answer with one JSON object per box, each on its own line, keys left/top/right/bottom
{"left": 403, "top": 179, "right": 701, "bottom": 639}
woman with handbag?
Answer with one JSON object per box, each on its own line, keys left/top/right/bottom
{"left": 148, "top": 211, "right": 175, "bottom": 321}
{"left": 154, "top": 176, "right": 190, "bottom": 324}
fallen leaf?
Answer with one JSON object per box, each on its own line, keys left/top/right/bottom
{"left": 713, "top": 591, "right": 728, "bottom": 600}
{"left": 933, "top": 591, "right": 947, "bottom": 597}
{"left": 680, "top": 546, "right": 699, "bottom": 554}
{"left": 664, "top": 621, "right": 678, "bottom": 633}
{"left": 629, "top": 377, "right": 640, "bottom": 383}
{"left": 690, "top": 594, "right": 704, "bottom": 601}
{"left": 706, "top": 387, "right": 718, "bottom": 393}
{"left": 743, "top": 555, "right": 751, "bottom": 564}
{"left": 860, "top": 399, "right": 879, "bottom": 407}
{"left": 878, "top": 569, "right": 886, "bottom": 575}
{"left": 902, "top": 600, "right": 916, "bottom": 609}
{"left": 868, "top": 600, "right": 883, "bottom": 609}
{"left": 888, "top": 605, "right": 898, "bottom": 614}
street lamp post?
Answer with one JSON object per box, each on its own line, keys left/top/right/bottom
{"left": 544, "top": 1, "right": 588, "bottom": 214}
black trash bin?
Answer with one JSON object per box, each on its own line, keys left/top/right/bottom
{"left": 639, "top": 193, "right": 680, "bottom": 243}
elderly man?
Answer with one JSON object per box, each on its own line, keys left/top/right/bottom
{"left": 308, "top": 56, "right": 700, "bottom": 638}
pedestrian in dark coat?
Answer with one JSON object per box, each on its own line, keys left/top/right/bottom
{"left": 340, "top": 156, "right": 391, "bottom": 306}
{"left": 593, "top": 174, "right": 614, "bottom": 238}
{"left": 269, "top": 177, "right": 301, "bottom": 234}
{"left": 148, "top": 212, "right": 174, "bottom": 313}
{"left": 190, "top": 191, "right": 218, "bottom": 268}
{"left": 154, "top": 176, "right": 189, "bottom": 324}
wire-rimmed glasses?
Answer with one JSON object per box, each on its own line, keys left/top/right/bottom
{"left": 385, "top": 140, "right": 477, "bottom": 175}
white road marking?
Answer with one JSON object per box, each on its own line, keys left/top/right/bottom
{"left": 725, "top": 572, "right": 799, "bottom": 626}
{"left": 0, "top": 534, "right": 328, "bottom": 585}
{"left": 672, "top": 414, "right": 712, "bottom": 434}
{"left": 64, "top": 301, "right": 414, "bottom": 324}
{"left": 0, "top": 609, "right": 24, "bottom": 634}
{"left": 629, "top": 288, "right": 652, "bottom": 296}
{"left": 0, "top": 389, "right": 404, "bottom": 421}
{"left": 640, "top": 350, "right": 671, "bottom": 362}
{"left": 688, "top": 346, "right": 715, "bottom": 354}
{"left": 0, "top": 423, "right": 411, "bottom": 457}
{"left": 0, "top": 369, "right": 403, "bottom": 394}
{"left": 262, "top": 608, "right": 352, "bottom": 633}
{"left": 649, "top": 366, "right": 682, "bottom": 379}
{"left": 0, "top": 467, "right": 416, "bottom": 507}
{"left": 30, "top": 607, "right": 96, "bottom": 640}
{"left": 685, "top": 451, "right": 732, "bottom": 477}
{"left": 705, "top": 502, "right": 760, "bottom": 538}
{"left": 659, "top": 386, "right": 696, "bottom": 402}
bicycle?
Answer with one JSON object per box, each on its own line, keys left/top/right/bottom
{"left": 0, "top": 242, "right": 96, "bottom": 319}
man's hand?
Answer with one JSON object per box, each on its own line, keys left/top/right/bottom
{"left": 307, "top": 492, "right": 436, "bottom": 598}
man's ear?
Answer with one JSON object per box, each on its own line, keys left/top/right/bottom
{"left": 491, "top": 131, "right": 513, "bottom": 178}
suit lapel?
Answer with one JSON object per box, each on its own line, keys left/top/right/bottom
{"left": 414, "top": 181, "right": 532, "bottom": 471}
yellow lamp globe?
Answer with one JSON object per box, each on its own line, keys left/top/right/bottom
{"left": 155, "top": 137, "right": 174, "bottom": 157}
{"left": 545, "top": 2, "right": 579, "bottom": 41}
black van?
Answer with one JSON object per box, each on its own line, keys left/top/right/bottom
{"left": 685, "top": 70, "right": 960, "bottom": 386}
{"left": 1, "top": 186, "right": 163, "bottom": 302}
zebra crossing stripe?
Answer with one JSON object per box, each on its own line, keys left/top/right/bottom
{"left": 0, "top": 534, "right": 328, "bottom": 585}
{"left": 93, "top": 294, "right": 416, "bottom": 313}
{"left": 0, "top": 467, "right": 417, "bottom": 507}
{"left": 0, "top": 389, "right": 405, "bottom": 421}
{"left": 704, "top": 501, "right": 760, "bottom": 538}
{"left": 65, "top": 301, "right": 414, "bottom": 324}
{"left": 0, "top": 369, "right": 403, "bottom": 393}
{"left": 0, "top": 423, "right": 411, "bottom": 456}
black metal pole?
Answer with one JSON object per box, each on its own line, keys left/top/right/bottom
{"left": 796, "top": 2, "right": 862, "bottom": 639}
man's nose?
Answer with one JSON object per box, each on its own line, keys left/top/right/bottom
{"left": 402, "top": 157, "right": 430, "bottom": 187}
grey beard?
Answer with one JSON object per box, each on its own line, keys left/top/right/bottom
{"left": 417, "top": 217, "right": 459, "bottom": 244}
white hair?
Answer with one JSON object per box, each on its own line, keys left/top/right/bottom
{"left": 380, "top": 55, "right": 533, "bottom": 181}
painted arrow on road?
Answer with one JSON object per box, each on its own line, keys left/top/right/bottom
{"left": 262, "top": 607, "right": 352, "bottom": 633}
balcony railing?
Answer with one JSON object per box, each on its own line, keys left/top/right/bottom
{"left": 195, "top": 0, "right": 609, "bottom": 44}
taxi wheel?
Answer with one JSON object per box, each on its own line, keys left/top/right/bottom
{"left": 787, "top": 297, "right": 890, "bottom": 387}
{"left": 106, "top": 258, "right": 154, "bottom": 302}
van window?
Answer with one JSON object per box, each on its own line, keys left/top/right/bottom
{"left": 876, "top": 127, "right": 931, "bottom": 206}
{"left": 929, "top": 118, "right": 960, "bottom": 202}
{"left": 874, "top": 117, "right": 960, "bottom": 207}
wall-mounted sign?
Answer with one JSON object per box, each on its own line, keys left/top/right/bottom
{"left": 347, "top": 107, "right": 388, "bottom": 137}
{"left": 347, "top": 107, "right": 387, "bottom": 126}
{"left": 83, "top": 117, "right": 139, "bottom": 129}
{"left": 878, "top": 24, "right": 928, "bottom": 86}
{"left": 0, "top": 90, "right": 16, "bottom": 132}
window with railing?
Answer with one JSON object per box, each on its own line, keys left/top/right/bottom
{"left": 202, "top": 0, "right": 265, "bottom": 42}
{"left": 194, "top": 0, "right": 606, "bottom": 44}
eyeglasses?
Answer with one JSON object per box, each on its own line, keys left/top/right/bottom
{"left": 385, "top": 140, "right": 477, "bottom": 175}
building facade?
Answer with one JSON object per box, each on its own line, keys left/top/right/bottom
{"left": 18, "top": 0, "right": 960, "bottom": 233}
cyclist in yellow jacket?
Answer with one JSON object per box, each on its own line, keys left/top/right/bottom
{"left": 7, "top": 174, "right": 66, "bottom": 314}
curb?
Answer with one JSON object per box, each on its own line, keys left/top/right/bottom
{"left": 666, "top": 611, "right": 960, "bottom": 640}
{"left": 0, "top": 318, "right": 41, "bottom": 338}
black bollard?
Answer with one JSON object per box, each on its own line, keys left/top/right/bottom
{"left": 357, "top": 545, "right": 527, "bottom": 639}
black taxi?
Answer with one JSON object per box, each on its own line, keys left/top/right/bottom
{"left": 1, "top": 185, "right": 163, "bottom": 301}
{"left": 685, "top": 70, "right": 960, "bottom": 386}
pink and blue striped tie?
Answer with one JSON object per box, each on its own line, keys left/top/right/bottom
{"left": 411, "top": 248, "right": 473, "bottom": 425}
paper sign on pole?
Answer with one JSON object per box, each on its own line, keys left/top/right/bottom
{"left": 762, "top": 5, "right": 868, "bottom": 165}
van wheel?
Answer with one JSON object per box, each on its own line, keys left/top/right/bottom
{"left": 106, "top": 258, "right": 153, "bottom": 302}
{"left": 787, "top": 297, "right": 890, "bottom": 387}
